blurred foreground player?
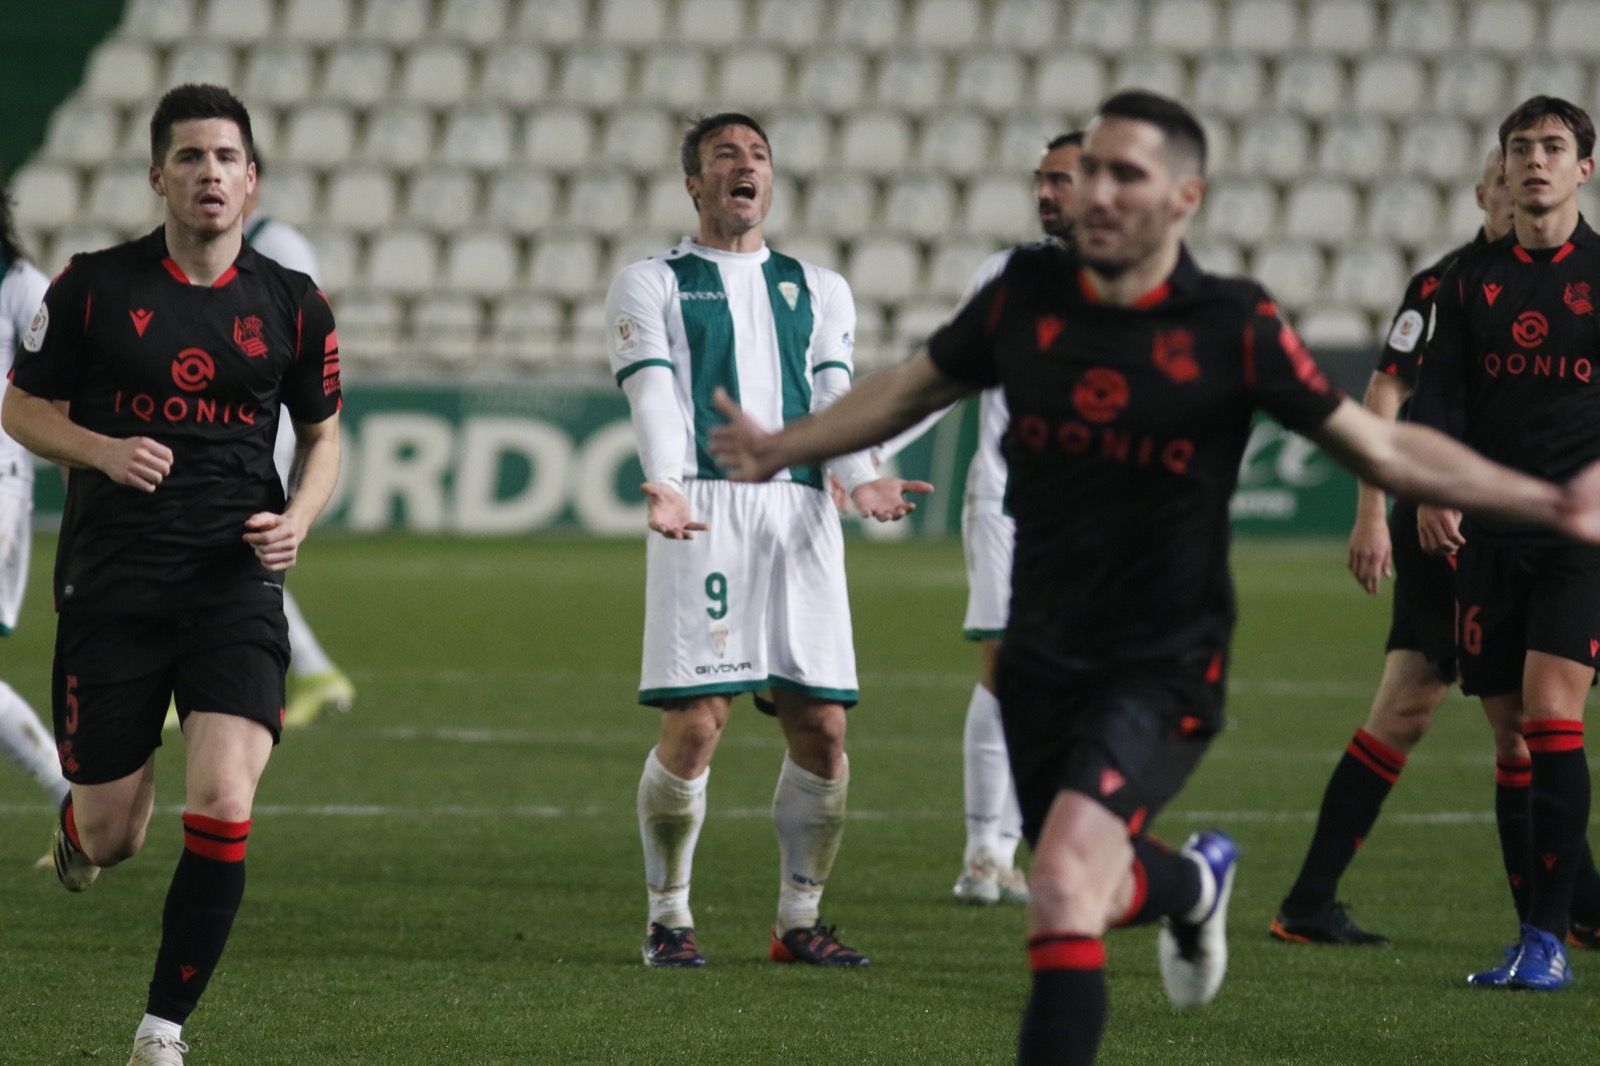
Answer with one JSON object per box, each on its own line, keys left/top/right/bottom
{"left": 710, "top": 90, "right": 1600, "bottom": 1064}
{"left": 3, "top": 85, "right": 342, "bottom": 1064}
{"left": 1412, "top": 95, "right": 1600, "bottom": 990}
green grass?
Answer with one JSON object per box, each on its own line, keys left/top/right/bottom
{"left": 1, "top": 535, "right": 1597, "bottom": 1064}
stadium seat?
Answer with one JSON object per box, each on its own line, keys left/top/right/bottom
{"left": 873, "top": 50, "right": 947, "bottom": 114}
{"left": 1510, "top": 57, "right": 1589, "bottom": 107}
{"left": 964, "top": 174, "right": 1031, "bottom": 236}
{"left": 642, "top": 171, "right": 694, "bottom": 232}
{"left": 1110, "top": 55, "right": 1188, "bottom": 104}
{"left": 1366, "top": 180, "right": 1443, "bottom": 245}
{"left": 771, "top": 233, "right": 841, "bottom": 272}
{"left": 281, "top": 0, "right": 350, "bottom": 42}
{"left": 605, "top": 233, "right": 675, "bottom": 279}
{"left": 1305, "top": 0, "right": 1379, "bottom": 55}
{"left": 1186, "top": 240, "right": 1243, "bottom": 276}
{"left": 363, "top": 105, "right": 438, "bottom": 168}
{"left": 675, "top": 0, "right": 747, "bottom": 44}
{"left": 281, "top": 105, "right": 357, "bottom": 166}
{"left": 1384, "top": 0, "right": 1459, "bottom": 55}
{"left": 1546, "top": 1, "right": 1600, "bottom": 54}
{"left": 441, "top": 105, "right": 516, "bottom": 170}
{"left": 1445, "top": 182, "right": 1484, "bottom": 236}
{"left": 1234, "top": 113, "right": 1310, "bottom": 182}
{"left": 1431, "top": 54, "right": 1509, "bottom": 121}
{"left": 323, "top": 167, "right": 399, "bottom": 232}
{"left": 598, "top": 108, "right": 675, "bottom": 173}
{"left": 1283, "top": 179, "right": 1359, "bottom": 244}
{"left": 883, "top": 175, "right": 958, "bottom": 240}
{"left": 557, "top": 47, "right": 633, "bottom": 110}
{"left": 1193, "top": 55, "right": 1266, "bottom": 119}
{"left": 241, "top": 44, "right": 317, "bottom": 107}
{"left": 1396, "top": 117, "right": 1472, "bottom": 183}
{"left": 485, "top": 169, "right": 558, "bottom": 235}
{"left": 762, "top": 112, "right": 833, "bottom": 176}
{"left": 510, "top": 0, "right": 588, "bottom": 44}
{"left": 307, "top": 230, "right": 357, "bottom": 291}
{"left": 1250, "top": 243, "right": 1325, "bottom": 308}
{"left": 200, "top": 0, "right": 275, "bottom": 42}
{"left": 478, "top": 45, "right": 550, "bottom": 106}
{"left": 529, "top": 233, "right": 603, "bottom": 298}
{"left": 366, "top": 229, "right": 440, "bottom": 295}
{"left": 918, "top": 111, "right": 995, "bottom": 178}
{"left": 910, "top": 0, "right": 982, "bottom": 51}
{"left": 1272, "top": 54, "right": 1347, "bottom": 119}
{"left": 255, "top": 165, "right": 318, "bottom": 230}
{"left": 436, "top": 0, "right": 509, "bottom": 45}
{"left": 8, "top": 163, "right": 81, "bottom": 231}
{"left": 522, "top": 108, "right": 597, "bottom": 171}
{"left": 399, "top": 43, "right": 474, "bottom": 106}
{"left": 333, "top": 291, "right": 403, "bottom": 363}
{"left": 803, "top": 173, "right": 877, "bottom": 237}
{"left": 1330, "top": 245, "right": 1407, "bottom": 312}
{"left": 490, "top": 295, "right": 563, "bottom": 366}
{"left": 45, "top": 226, "right": 122, "bottom": 273}
{"left": 119, "top": 0, "right": 196, "bottom": 43}
{"left": 165, "top": 43, "right": 238, "bottom": 90}
{"left": 320, "top": 42, "right": 396, "bottom": 106}
{"left": 82, "top": 41, "right": 159, "bottom": 103}
{"left": 1148, "top": 0, "right": 1221, "bottom": 55}
{"left": 85, "top": 164, "right": 158, "bottom": 230}
{"left": 1352, "top": 57, "right": 1428, "bottom": 120}
{"left": 443, "top": 231, "right": 522, "bottom": 295}
{"left": 247, "top": 110, "right": 283, "bottom": 163}
{"left": 354, "top": 0, "right": 429, "bottom": 42}
{"left": 831, "top": 0, "right": 906, "bottom": 50}
{"left": 892, "top": 300, "right": 957, "bottom": 352}
{"left": 1070, "top": 0, "right": 1140, "bottom": 53}
{"left": 1225, "top": 0, "right": 1297, "bottom": 53}
{"left": 839, "top": 112, "right": 913, "bottom": 173}
{"left": 412, "top": 294, "right": 484, "bottom": 366}
{"left": 565, "top": 173, "right": 639, "bottom": 237}
{"left": 1466, "top": 0, "right": 1539, "bottom": 54}
{"left": 764, "top": 175, "right": 799, "bottom": 237}
{"left": 1200, "top": 180, "right": 1277, "bottom": 243}
{"left": 403, "top": 168, "right": 481, "bottom": 232}
{"left": 796, "top": 51, "right": 869, "bottom": 113}
{"left": 714, "top": 48, "right": 791, "bottom": 112}
{"left": 954, "top": 52, "right": 1028, "bottom": 116}
{"left": 597, "top": 0, "right": 670, "bottom": 44}
{"left": 1033, "top": 52, "right": 1105, "bottom": 110}
{"left": 998, "top": 114, "right": 1073, "bottom": 172}
{"left": 1297, "top": 307, "right": 1375, "bottom": 348}
{"left": 988, "top": 0, "right": 1058, "bottom": 52}
{"left": 848, "top": 237, "right": 922, "bottom": 304}
{"left": 1199, "top": 114, "right": 1233, "bottom": 174}
{"left": 638, "top": 50, "right": 712, "bottom": 111}
{"left": 1317, "top": 115, "right": 1394, "bottom": 183}
{"left": 927, "top": 238, "right": 1003, "bottom": 300}
{"left": 753, "top": 0, "right": 824, "bottom": 48}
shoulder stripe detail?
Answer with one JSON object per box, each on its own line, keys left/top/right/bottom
{"left": 615, "top": 358, "right": 673, "bottom": 385}
{"left": 813, "top": 360, "right": 851, "bottom": 377}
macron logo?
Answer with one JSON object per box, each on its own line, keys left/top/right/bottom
{"left": 130, "top": 309, "right": 154, "bottom": 337}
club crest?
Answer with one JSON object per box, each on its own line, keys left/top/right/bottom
{"left": 778, "top": 280, "right": 799, "bottom": 311}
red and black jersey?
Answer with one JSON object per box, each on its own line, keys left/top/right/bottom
{"left": 927, "top": 243, "right": 1342, "bottom": 677}
{"left": 1411, "top": 217, "right": 1600, "bottom": 538}
{"left": 10, "top": 227, "right": 342, "bottom": 614}
{"left": 1376, "top": 232, "right": 1485, "bottom": 392}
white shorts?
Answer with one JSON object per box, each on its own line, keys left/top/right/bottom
{"left": 961, "top": 506, "right": 1014, "bottom": 641}
{"left": 639, "top": 479, "right": 858, "bottom": 707}
{"left": 0, "top": 490, "right": 31, "bottom": 635}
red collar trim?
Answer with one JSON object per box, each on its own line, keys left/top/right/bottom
{"left": 1513, "top": 241, "right": 1578, "bottom": 264}
{"left": 161, "top": 257, "right": 239, "bottom": 288}
{"left": 1077, "top": 268, "right": 1171, "bottom": 309}
{"left": 1512, "top": 244, "right": 1533, "bottom": 263}
{"left": 1553, "top": 241, "right": 1577, "bottom": 263}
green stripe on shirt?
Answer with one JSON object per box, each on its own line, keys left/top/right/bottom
{"left": 667, "top": 254, "right": 737, "bottom": 478}
{"left": 764, "top": 252, "right": 821, "bottom": 489}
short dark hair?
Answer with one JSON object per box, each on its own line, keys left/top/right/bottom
{"left": 1499, "top": 95, "right": 1596, "bottom": 159}
{"left": 1047, "top": 131, "right": 1084, "bottom": 152}
{"left": 679, "top": 112, "right": 770, "bottom": 177}
{"left": 1093, "top": 90, "right": 1207, "bottom": 176}
{"left": 150, "top": 83, "right": 255, "bottom": 166}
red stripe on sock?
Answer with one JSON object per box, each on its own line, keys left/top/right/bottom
{"left": 182, "top": 813, "right": 251, "bottom": 863}
{"left": 1496, "top": 758, "right": 1533, "bottom": 788}
{"left": 1114, "top": 859, "right": 1148, "bottom": 928}
{"left": 1346, "top": 741, "right": 1400, "bottom": 784}
{"left": 1028, "top": 933, "right": 1106, "bottom": 972}
{"left": 1526, "top": 719, "right": 1585, "bottom": 754}
{"left": 63, "top": 802, "right": 82, "bottom": 849}
{"left": 1352, "top": 729, "right": 1407, "bottom": 773}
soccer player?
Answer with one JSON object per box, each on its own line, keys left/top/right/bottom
{"left": 241, "top": 157, "right": 355, "bottom": 728}
{"left": 1270, "top": 148, "right": 1516, "bottom": 945}
{"left": 709, "top": 90, "right": 1600, "bottom": 1064}
{"left": 878, "top": 132, "right": 1083, "bottom": 906}
{"left": 0, "top": 186, "right": 70, "bottom": 812}
{"left": 3, "top": 85, "right": 342, "bottom": 1065}
{"left": 1411, "top": 95, "right": 1600, "bottom": 990}
{"left": 607, "top": 112, "right": 930, "bottom": 969}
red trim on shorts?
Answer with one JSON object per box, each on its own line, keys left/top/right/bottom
{"left": 1495, "top": 757, "right": 1533, "bottom": 788}
{"left": 1525, "top": 719, "right": 1585, "bottom": 754}
{"left": 1027, "top": 933, "right": 1106, "bottom": 972}
{"left": 182, "top": 812, "right": 251, "bottom": 863}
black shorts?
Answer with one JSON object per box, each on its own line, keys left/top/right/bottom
{"left": 1454, "top": 535, "right": 1600, "bottom": 698}
{"left": 996, "top": 655, "right": 1225, "bottom": 846}
{"left": 1385, "top": 500, "right": 1457, "bottom": 681}
{"left": 52, "top": 602, "right": 290, "bottom": 785}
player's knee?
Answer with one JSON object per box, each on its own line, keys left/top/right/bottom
{"left": 184, "top": 784, "right": 255, "bottom": 825}
{"left": 1028, "top": 846, "right": 1112, "bottom": 930}
{"left": 76, "top": 814, "right": 145, "bottom": 866}
{"left": 1368, "top": 699, "right": 1439, "bottom": 750}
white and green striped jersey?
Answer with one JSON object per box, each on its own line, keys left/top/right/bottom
{"left": 606, "top": 239, "right": 861, "bottom": 489}
{"left": 0, "top": 255, "right": 48, "bottom": 497}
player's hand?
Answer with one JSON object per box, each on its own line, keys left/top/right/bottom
{"left": 99, "top": 435, "right": 172, "bottom": 493}
{"left": 642, "top": 482, "right": 708, "bottom": 540}
{"left": 1417, "top": 504, "right": 1465, "bottom": 556}
{"left": 1347, "top": 512, "right": 1393, "bottom": 594}
{"left": 849, "top": 476, "right": 935, "bottom": 521}
{"left": 708, "top": 388, "right": 782, "bottom": 482}
{"left": 828, "top": 474, "right": 851, "bottom": 515}
{"left": 243, "top": 511, "right": 309, "bottom": 571}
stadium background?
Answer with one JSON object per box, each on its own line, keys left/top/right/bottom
{"left": 5, "top": 3, "right": 1600, "bottom": 1064}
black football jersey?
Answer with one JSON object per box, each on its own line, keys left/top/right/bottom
{"left": 927, "top": 243, "right": 1342, "bottom": 676}
{"left": 1376, "top": 233, "right": 1484, "bottom": 392}
{"left": 1410, "top": 218, "right": 1600, "bottom": 537}
{"left": 10, "top": 228, "right": 342, "bottom": 614}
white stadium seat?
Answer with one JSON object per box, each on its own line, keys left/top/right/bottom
{"left": 1148, "top": 0, "right": 1221, "bottom": 55}
{"left": 762, "top": 112, "right": 832, "bottom": 176}
{"left": 893, "top": 301, "right": 957, "bottom": 352}
{"left": 46, "top": 226, "right": 122, "bottom": 273}
{"left": 490, "top": 295, "right": 563, "bottom": 366}
{"left": 511, "top": 0, "right": 588, "bottom": 45}
{"left": 528, "top": 233, "right": 602, "bottom": 298}
{"left": 603, "top": 233, "right": 673, "bottom": 284}
{"left": 638, "top": 51, "right": 713, "bottom": 111}
{"left": 354, "top": 0, "right": 429, "bottom": 42}
{"left": 1070, "top": 0, "right": 1140, "bottom": 53}
{"left": 82, "top": 41, "right": 159, "bottom": 103}
{"left": 849, "top": 238, "right": 923, "bottom": 304}
{"left": 1226, "top": 0, "right": 1297, "bottom": 53}
{"left": 927, "top": 238, "right": 1002, "bottom": 299}
{"left": 443, "top": 231, "right": 522, "bottom": 295}
{"left": 1185, "top": 240, "right": 1243, "bottom": 276}
{"left": 1330, "top": 245, "right": 1407, "bottom": 312}
{"left": 910, "top": 0, "right": 982, "bottom": 51}
{"left": 436, "top": 0, "right": 509, "bottom": 46}
{"left": 1110, "top": 55, "right": 1187, "bottom": 103}
{"left": 1250, "top": 244, "right": 1325, "bottom": 308}
{"left": 1467, "top": 0, "right": 1539, "bottom": 54}
{"left": 1511, "top": 58, "right": 1589, "bottom": 108}
{"left": 565, "top": 173, "right": 639, "bottom": 237}
{"left": 918, "top": 111, "right": 994, "bottom": 178}
{"left": 1203, "top": 180, "right": 1278, "bottom": 243}
{"left": 281, "top": 0, "right": 351, "bottom": 43}
{"left": 1431, "top": 54, "right": 1509, "bottom": 121}
{"left": 1396, "top": 117, "right": 1473, "bottom": 183}
{"left": 989, "top": 0, "right": 1058, "bottom": 52}
{"left": 333, "top": 292, "right": 403, "bottom": 363}
{"left": 1298, "top": 308, "right": 1375, "bottom": 348}
{"left": 1233, "top": 113, "right": 1310, "bottom": 182}
{"left": 399, "top": 44, "right": 473, "bottom": 106}
{"left": 676, "top": 0, "right": 747, "bottom": 45}
{"left": 769, "top": 233, "right": 841, "bottom": 272}
{"left": 522, "top": 108, "right": 597, "bottom": 171}
{"left": 86, "top": 164, "right": 161, "bottom": 230}
{"left": 1193, "top": 55, "right": 1265, "bottom": 119}
{"left": 1546, "top": 1, "right": 1600, "bottom": 54}
{"left": 598, "top": 108, "right": 675, "bottom": 173}
{"left": 1034, "top": 52, "right": 1105, "bottom": 110}
{"left": 1283, "top": 179, "right": 1359, "bottom": 243}
{"left": 1366, "top": 180, "right": 1443, "bottom": 245}
{"left": 796, "top": 51, "right": 869, "bottom": 113}
{"left": 9, "top": 163, "right": 81, "bottom": 231}
{"left": 241, "top": 44, "right": 317, "bottom": 107}
{"left": 165, "top": 43, "right": 237, "bottom": 89}
{"left": 1384, "top": 0, "right": 1459, "bottom": 55}
{"left": 363, "top": 105, "right": 438, "bottom": 168}
{"left": 1445, "top": 182, "right": 1486, "bottom": 236}
{"left": 954, "top": 52, "right": 1028, "bottom": 116}
{"left": 486, "top": 169, "right": 558, "bottom": 235}
{"left": 839, "top": 112, "right": 913, "bottom": 173}
{"left": 764, "top": 176, "right": 800, "bottom": 238}
{"left": 280, "top": 105, "right": 357, "bottom": 166}
{"left": 256, "top": 167, "right": 319, "bottom": 230}
{"left": 1273, "top": 54, "right": 1347, "bottom": 119}
{"left": 1352, "top": 57, "right": 1428, "bottom": 120}
{"left": 715, "top": 48, "right": 791, "bottom": 112}
{"left": 1317, "top": 116, "right": 1394, "bottom": 183}
{"left": 753, "top": 0, "right": 824, "bottom": 49}
{"left": 403, "top": 168, "right": 481, "bottom": 232}
{"left": 873, "top": 50, "right": 946, "bottom": 114}
{"left": 323, "top": 168, "right": 399, "bottom": 232}
{"left": 308, "top": 231, "right": 358, "bottom": 292}
{"left": 321, "top": 43, "right": 396, "bottom": 106}
{"left": 1306, "top": 0, "right": 1378, "bottom": 55}
{"left": 366, "top": 230, "right": 440, "bottom": 295}
{"left": 412, "top": 295, "right": 484, "bottom": 366}
{"left": 478, "top": 46, "right": 550, "bottom": 106}
{"left": 200, "top": 0, "right": 275, "bottom": 43}
{"left": 119, "top": 0, "right": 196, "bottom": 43}
{"left": 441, "top": 106, "right": 516, "bottom": 170}
{"left": 831, "top": 0, "right": 905, "bottom": 50}
{"left": 558, "top": 47, "right": 633, "bottom": 110}
{"left": 964, "top": 175, "right": 1032, "bottom": 236}
{"left": 803, "top": 173, "right": 877, "bottom": 236}
{"left": 998, "top": 113, "right": 1073, "bottom": 172}
{"left": 642, "top": 171, "right": 695, "bottom": 232}
{"left": 596, "top": 0, "right": 670, "bottom": 45}
{"left": 883, "top": 175, "right": 958, "bottom": 240}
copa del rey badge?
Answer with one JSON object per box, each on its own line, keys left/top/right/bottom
{"left": 777, "top": 280, "right": 799, "bottom": 311}
{"left": 21, "top": 302, "right": 47, "bottom": 352}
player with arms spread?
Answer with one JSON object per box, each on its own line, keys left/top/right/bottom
{"left": 711, "top": 90, "right": 1600, "bottom": 1064}
{"left": 3, "top": 84, "right": 342, "bottom": 1065}
{"left": 607, "top": 113, "right": 929, "bottom": 969}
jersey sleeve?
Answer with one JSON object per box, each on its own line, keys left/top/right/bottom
{"left": 282, "top": 284, "right": 342, "bottom": 423}
{"left": 8, "top": 257, "right": 89, "bottom": 401}
{"left": 926, "top": 275, "right": 1005, "bottom": 389}
{"left": 605, "top": 262, "right": 674, "bottom": 385}
{"left": 1407, "top": 266, "right": 1467, "bottom": 439}
{"left": 1374, "top": 270, "right": 1434, "bottom": 386}
{"left": 810, "top": 268, "right": 857, "bottom": 377}
{"left": 1244, "top": 296, "right": 1343, "bottom": 433}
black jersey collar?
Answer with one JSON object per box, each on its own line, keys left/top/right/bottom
{"left": 1508, "top": 215, "right": 1598, "bottom": 263}
{"left": 1075, "top": 246, "right": 1201, "bottom": 310}
{"left": 137, "top": 226, "right": 259, "bottom": 288}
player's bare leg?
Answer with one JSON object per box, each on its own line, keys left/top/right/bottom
{"left": 53, "top": 758, "right": 158, "bottom": 890}
{"left": 956, "top": 640, "right": 1028, "bottom": 905}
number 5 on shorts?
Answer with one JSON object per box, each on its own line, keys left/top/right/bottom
{"left": 705, "top": 572, "right": 729, "bottom": 620}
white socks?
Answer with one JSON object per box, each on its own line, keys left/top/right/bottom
{"left": 963, "top": 683, "right": 1022, "bottom": 868}
{"left": 0, "top": 681, "right": 68, "bottom": 804}
{"left": 135, "top": 1013, "right": 182, "bottom": 1043}
{"left": 637, "top": 748, "right": 708, "bottom": 930}
{"left": 282, "top": 589, "right": 334, "bottom": 676}
{"left": 773, "top": 753, "right": 849, "bottom": 934}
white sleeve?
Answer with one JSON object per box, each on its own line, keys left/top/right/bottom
{"left": 621, "top": 365, "right": 687, "bottom": 489}
{"left": 0, "top": 262, "right": 49, "bottom": 376}
{"left": 250, "top": 220, "right": 321, "bottom": 284}
{"left": 806, "top": 271, "right": 877, "bottom": 490}
{"left": 873, "top": 402, "right": 956, "bottom": 462}
{"left": 607, "top": 263, "right": 685, "bottom": 487}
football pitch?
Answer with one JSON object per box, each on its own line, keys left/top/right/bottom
{"left": 1, "top": 533, "right": 1597, "bottom": 1064}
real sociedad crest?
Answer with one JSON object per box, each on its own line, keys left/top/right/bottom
{"left": 778, "top": 280, "right": 799, "bottom": 311}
